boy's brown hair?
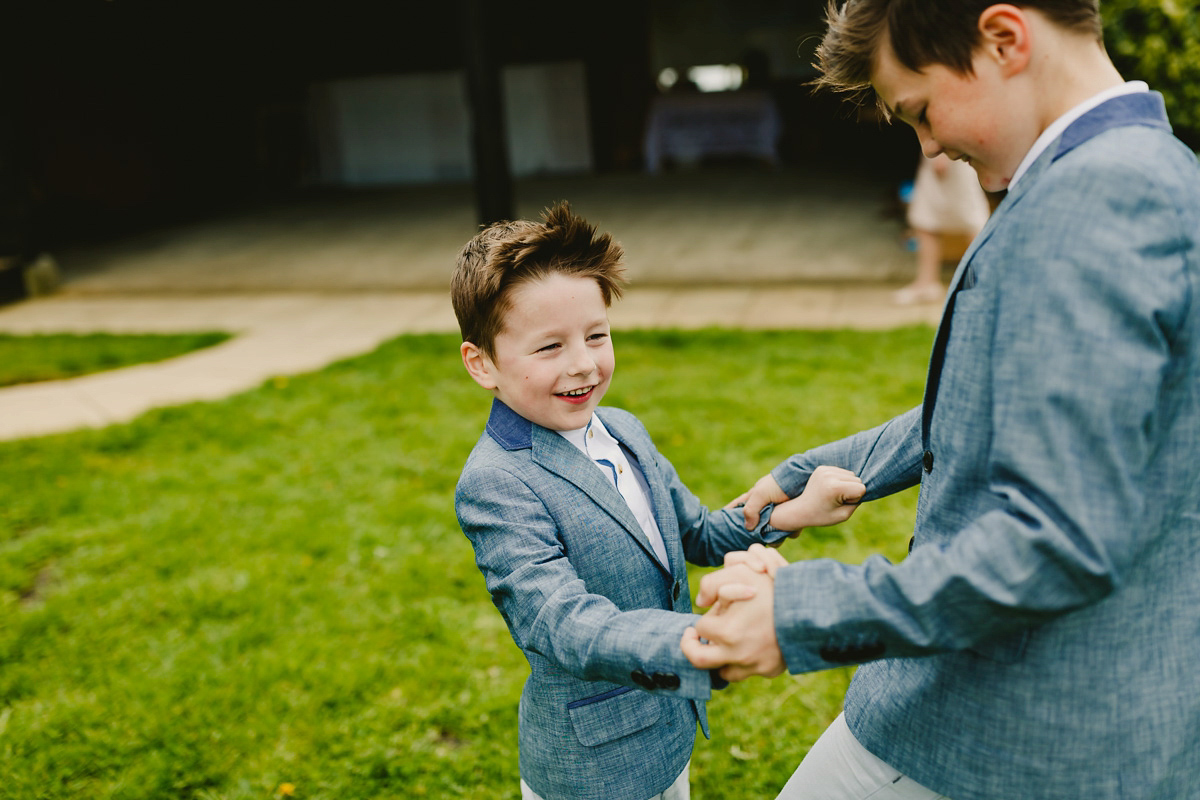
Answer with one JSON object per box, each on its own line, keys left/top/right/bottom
{"left": 814, "top": 0, "right": 1103, "bottom": 110}
{"left": 451, "top": 201, "right": 627, "bottom": 358}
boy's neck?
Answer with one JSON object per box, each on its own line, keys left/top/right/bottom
{"left": 1028, "top": 24, "right": 1125, "bottom": 134}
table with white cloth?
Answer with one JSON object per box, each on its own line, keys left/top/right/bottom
{"left": 643, "top": 90, "right": 782, "bottom": 174}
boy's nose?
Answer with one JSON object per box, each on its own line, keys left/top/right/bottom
{"left": 566, "top": 344, "right": 596, "bottom": 376}
{"left": 919, "top": 132, "right": 943, "bottom": 159}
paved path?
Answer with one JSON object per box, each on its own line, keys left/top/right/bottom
{"left": 0, "top": 168, "right": 946, "bottom": 441}
{"left": 0, "top": 287, "right": 940, "bottom": 441}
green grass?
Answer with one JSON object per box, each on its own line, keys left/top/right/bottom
{"left": 0, "top": 327, "right": 934, "bottom": 799}
{"left": 0, "top": 332, "right": 231, "bottom": 387}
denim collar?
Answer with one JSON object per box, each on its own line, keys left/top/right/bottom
{"left": 1053, "top": 91, "right": 1170, "bottom": 164}
{"left": 485, "top": 397, "right": 534, "bottom": 451}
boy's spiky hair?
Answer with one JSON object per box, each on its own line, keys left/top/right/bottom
{"left": 813, "top": 0, "right": 1103, "bottom": 112}
{"left": 451, "top": 201, "right": 626, "bottom": 357}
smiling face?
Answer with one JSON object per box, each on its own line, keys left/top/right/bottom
{"left": 462, "top": 273, "right": 614, "bottom": 431}
{"left": 870, "top": 9, "right": 1042, "bottom": 193}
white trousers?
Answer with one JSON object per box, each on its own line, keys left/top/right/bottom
{"left": 520, "top": 761, "right": 689, "bottom": 800}
{"left": 777, "top": 713, "right": 951, "bottom": 800}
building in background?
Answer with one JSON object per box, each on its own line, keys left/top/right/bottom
{"left": 5, "top": 0, "right": 914, "bottom": 251}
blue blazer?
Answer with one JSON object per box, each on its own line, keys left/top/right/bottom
{"left": 768, "top": 92, "right": 1200, "bottom": 799}
{"left": 456, "top": 399, "right": 784, "bottom": 800}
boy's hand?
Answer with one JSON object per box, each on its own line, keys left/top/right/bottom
{"left": 766, "top": 465, "right": 865, "bottom": 532}
{"left": 723, "top": 542, "right": 789, "bottom": 579}
{"left": 682, "top": 563, "right": 786, "bottom": 681}
{"left": 736, "top": 473, "right": 790, "bottom": 530}
{"left": 694, "top": 543, "right": 789, "bottom": 610}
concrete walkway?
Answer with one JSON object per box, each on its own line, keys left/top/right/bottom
{"left": 0, "top": 169, "right": 945, "bottom": 441}
{"left": 0, "top": 287, "right": 941, "bottom": 440}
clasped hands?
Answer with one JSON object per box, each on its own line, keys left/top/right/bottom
{"left": 680, "top": 466, "right": 864, "bottom": 682}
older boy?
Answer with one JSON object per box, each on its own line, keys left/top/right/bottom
{"left": 452, "top": 202, "right": 865, "bottom": 800}
{"left": 683, "top": 2, "right": 1200, "bottom": 799}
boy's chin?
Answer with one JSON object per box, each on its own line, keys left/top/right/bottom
{"left": 973, "top": 166, "right": 1009, "bottom": 193}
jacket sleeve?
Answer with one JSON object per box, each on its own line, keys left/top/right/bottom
{"left": 456, "top": 464, "right": 715, "bottom": 699}
{"left": 600, "top": 406, "right": 789, "bottom": 566}
{"left": 652, "top": 447, "right": 792, "bottom": 567}
{"left": 772, "top": 148, "right": 1193, "bottom": 673}
{"left": 768, "top": 405, "right": 925, "bottom": 501}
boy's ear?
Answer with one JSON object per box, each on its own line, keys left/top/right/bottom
{"left": 978, "top": 4, "right": 1032, "bottom": 76}
{"left": 461, "top": 341, "right": 498, "bottom": 391}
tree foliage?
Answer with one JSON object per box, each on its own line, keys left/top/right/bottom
{"left": 1103, "top": 0, "right": 1200, "bottom": 149}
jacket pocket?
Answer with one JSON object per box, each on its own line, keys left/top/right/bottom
{"left": 567, "top": 685, "right": 662, "bottom": 747}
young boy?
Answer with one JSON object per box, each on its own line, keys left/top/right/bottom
{"left": 683, "top": 2, "right": 1200, "bottom": 799}
{"left": 451, "top": 201, "right": 865, "bottom": 800}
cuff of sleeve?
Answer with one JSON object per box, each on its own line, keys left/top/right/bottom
{"left": 772, "top": 563, "right": 825, "bottom": 674}
{"left": 771, "top": 460, "right": 811, "bottom": 498}
{"left": 753, "top": 503, "right": 791, "bottom": 545}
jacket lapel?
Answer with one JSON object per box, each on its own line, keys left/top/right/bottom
{"left": 484, "top": 400, "right": 670, "bottom": 570}
{"left": 597, "top": 409, "right": 683, "bottom": 578}
{"left": 920, "top": 205, "right": 1003, "bottom": 442}
{"left": 532, "top": 427, "right": 673, "bottom": 573}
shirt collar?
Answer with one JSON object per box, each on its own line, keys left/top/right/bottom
{"left": 557, "top": 413, "right": 617, "bottom": 456}
{"left": 558, "top": 417, "right": 593, "bottom": 454}
{"left": 1008, "top": 81, "right": 1148, "bottom": 190}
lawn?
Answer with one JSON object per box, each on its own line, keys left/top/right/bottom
{"left": 0, "top": 327, "right": 933, "bottom": 799}
{"left": 0, "top": 332, "right": 231, "bottom": 387}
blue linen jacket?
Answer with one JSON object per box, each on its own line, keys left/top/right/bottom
{"left": 456, "top": 399, "right": 784, "bottom": 800}
{"left": 767, "top": 92, "right": 1200, "bottom": 799}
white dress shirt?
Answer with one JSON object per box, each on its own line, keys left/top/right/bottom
{"left": 1008, "top": 81, "right": 1148, "bottom": 189}
{"left": 559, "top": 415, "right": 671, "bottom": 567}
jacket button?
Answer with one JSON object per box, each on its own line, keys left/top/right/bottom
{"left": 923, "top": 450, "right": 934, "bottom": 473}
{"left": 860, "top": 642, "right": 886, "bottom": 660}
{"left": 672, "top": 580, "right": 682, "bottom": 602}
{"left": 652, "top": 672, "right": 681, "bottom": 690}
{"left": 630, "top": 669, "right": 655, "bottom": 690}
{"left": 908, "top": 536, "right": 915, "bottom": 554}
{"left": 819, "top": 644, "right": 846, "bottom": 662}
{"left": 819, "top": 641, "right": 887, "bottom": 663}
